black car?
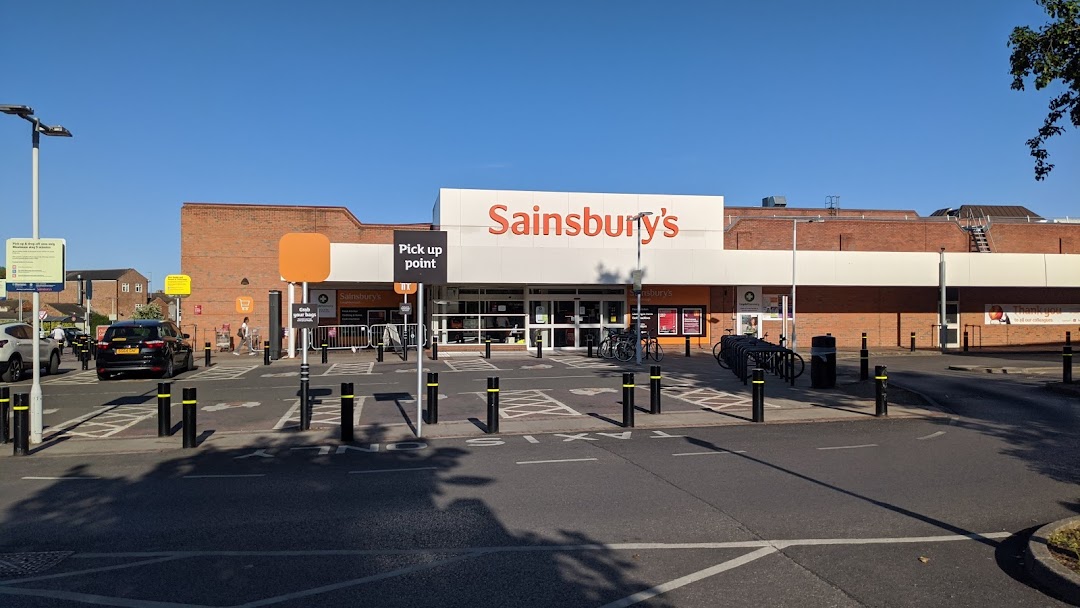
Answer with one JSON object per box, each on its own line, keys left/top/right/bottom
{"left": 63, "top": 327, "right": 89, "bottom": 348}
{"left": 95, "top": 320, "right": 193, "bottom": 380}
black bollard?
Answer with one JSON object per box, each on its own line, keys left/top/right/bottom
{"left": 204, "top": 341, "right": 212, "bottom": 367}
{"left": 341, "top": 382, "right": 354, "bottom": 442}
{"left": 649, "top": 365, "right": 661, "bottom": 414}
{"left": 377, "top": 342, "right": 384, "bottom": 363}
{"left": 13, "top": 393, "right": 29, "bottom": 456}
{"left": 321, "top": 342, "right": 328, "bottom": 364}
{"left": 485, "top": 338, "right": 491, "bottom": 360}
{"left": 431, "top": 337, "right": 439, "bottom": 361}
{"left": 1066, "top": 331, "right": 1071, "bottom": 346}
{"left": 536, "top": 336, "right": 543, "bottom": 359}
{"left": 81, "top": 339, "right": 90, "bottom": 371}
{"left": 0, "top": 386, "right": 8, "bottom": 444}
{"left": 875, "top": 365, "right": 888, "bottom": 417}
{"left": 622, "top": 372, "right": 635, "bottom": 428}
{"left": 1064, "top": 345, "right": 1073, "bottom": 384}
{"left": 859, "top": 348, "right": 869, "bottom": 381}
{"left": 587, "top": 335, "right": 594, "bottom": 358}
{"left": 909, "top": 332, "right": 916, "bottom": 352}
{"left": 963, "top": 331, "right": 969, "bottom": 352}
{"left": 779, "top": 335, "right": 786, "bottom": 347}
{"left": 752, "top": 368, "right": 765, "bottom": 423}
{"left": 788, "top": 351, "right": 795, "bottom": 387}
{"left": 300, "top": 362, "right": 311, "bottom": 431}
{"left": 182, "top": 387, "right": 197, "bottom": 448}
{"left": 486, "top": 377, "right": 500, "bottom": 434}
{"left": 157, "top": 382, "right": 171, "bottom": 437}
{"left": 264, "top": 340, "right": 271, "bottom": 365}
{"left": 426, "top": 372, "right": 439, "bottom": 424}
{"left": 685, "top": 336, "right": 691, "bottom": 357}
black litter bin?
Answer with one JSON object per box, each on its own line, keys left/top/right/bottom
{"left": 810, "top": 335, "right": 837, "bottom": 389}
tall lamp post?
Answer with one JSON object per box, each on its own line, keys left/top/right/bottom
{"left": 630, "top": 211, "right": 653, "bottom": 365}
{"left": 1, "top": 104, "right": 73, "bottom": 444}
{"left": 790, "top": 218, "right": 818, "bottom": 353}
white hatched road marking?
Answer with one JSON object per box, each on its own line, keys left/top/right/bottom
{"left": 662, "top": 385, "right": 768, "bottom": 411}
{"left": 475, "top": 389, "right": 581, "bottom": 419}
{"left": 321, "top": 362, "right": 375, "bottom": 376}
{"left": 186, "top": 364, "right": 259, "bottom": 381}
{"left": 516, "top": 458, "right": 598, "bottom": 465}
{"left": 1, "top": 532, "right": 1013, "bottom": 608}
{"left": 817, "top": 444, "right": 878, "bottom": 451}
{"left": 444, "top": 356, "right": 499, "bottom": 373}
{"left": 42, "top": 370, "right": 99, "bottom": 385}
{"left": 553, "top": 354, "right": 621, "bottom": 370}
{"left": 44, "top": 405, "right": 158, "bottom": 439}
{"left": 274, "top": 396, "right": 366, "bottom": 430}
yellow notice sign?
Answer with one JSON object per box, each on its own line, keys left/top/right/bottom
{"left": 164, "top": 274, "right": 192, "bottom": 297}
{"left": 5, "top": 238, "right": 66, "bottom": 284}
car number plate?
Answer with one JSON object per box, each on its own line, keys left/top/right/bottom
{"left": 115, "top": 348, "right": 139, "bottom": 354}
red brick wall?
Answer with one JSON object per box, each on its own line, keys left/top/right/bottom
{"left": 986, "top": 224, "right": 1080, "bottom": 254}
{"left": 180, "top": 203, "right": 430, "bottom": 348}
{"left": 725, "top": 218, "right": 971, "bottom": 252}
{"left": 958, "top": 287, "right": 1079, "bottom": 347}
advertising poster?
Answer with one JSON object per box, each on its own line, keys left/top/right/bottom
{"left": 985, "top": 304, "right": 1080, "bottom": 325}
{"left": 681, "top": 308, "right": 703, "bottom": 335}
{"left": 657, "top": 308, "right": 678, "bottom": 335}
{"left": 763, "top": 295, "right": 790, "bottom": 321}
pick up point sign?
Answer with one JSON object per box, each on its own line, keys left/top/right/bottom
{"left": 394, "top": 231, "right": 447, "bottom": 284}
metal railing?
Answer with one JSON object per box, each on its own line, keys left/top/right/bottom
{"left": 309, "top": 324, "right": 370, "bottom": 350}
{"left": 368, "top": 323, "right": 429, "bottom": 351}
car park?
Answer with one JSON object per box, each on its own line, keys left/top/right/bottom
{"left": 95, "top": 320, "right": 194, "bottom": 380}
{"left": 0, "top": 322, "right": 62, "bottom": 382}
{"left": 62, "top": 327, "right": 89, "bottom": 348}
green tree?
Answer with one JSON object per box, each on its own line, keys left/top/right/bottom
{"left": 0, "top": 266, "right": 5, "bottom": 279}
{"left": 1009, "top": 0, "right": 1080, "bottom": 180}
{"left": 133, "top": 303, "right": 164, "bottom": 320}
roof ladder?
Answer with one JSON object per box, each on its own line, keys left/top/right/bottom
{"left": 969, "top": 225, "right": 992, "bottom": 252}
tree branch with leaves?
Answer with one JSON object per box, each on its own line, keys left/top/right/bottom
{"left": 1009, "top": 0, "right": 1080, "bottom": 180}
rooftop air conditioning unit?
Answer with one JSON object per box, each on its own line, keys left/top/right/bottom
{"left": 762, "top": 196, "right": 787, "bottom": 208}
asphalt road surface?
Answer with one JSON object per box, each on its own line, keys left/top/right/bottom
{"left": 0, "top": 349, "right": 1075, "bottom": 607}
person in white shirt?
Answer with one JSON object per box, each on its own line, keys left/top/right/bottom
{"left": 51, "top": 326, "right": 66, "bottom": 355}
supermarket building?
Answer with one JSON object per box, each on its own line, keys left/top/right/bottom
{"left": 180, "top": 188, "right": 1080, "bottom": 352}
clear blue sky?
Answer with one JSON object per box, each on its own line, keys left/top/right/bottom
{"left": 2, "top": 0, "right": 1077, "bottom": 291}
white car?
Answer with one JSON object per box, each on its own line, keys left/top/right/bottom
{"left": 0, "top": 322, "right": 61, "bottom": 382}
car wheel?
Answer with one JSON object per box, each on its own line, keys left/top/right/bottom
{"left": 47, "top": 351, "right": 60, "bottom": 375}
{"left": 183, "top": 352, "right": 193, "bottom": 373}
{"left": 2, "top": 355, "right": 23, "bottom": 382}
{"left": 162, "top": 356, "right": 175, "bottom": 379}
{"left": 97, "top": 371, "right": 111, "bottom": 381}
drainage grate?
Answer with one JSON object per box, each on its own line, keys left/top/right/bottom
{"left": 0, "top": 551, "right": 73, "bottom": 577}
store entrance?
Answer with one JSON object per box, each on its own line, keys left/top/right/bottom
{"left": 527, "top": 288, "right": 626, "bottom": 351}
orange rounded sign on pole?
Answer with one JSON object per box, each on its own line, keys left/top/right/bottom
{"left": 236, "top": 296, "right": 254, "bottom": 314}
{"left": 394, "top": 282, "right": 417, "bottom": 295}
{"left": 279, "top": 233, "right": 331, "bottom": 283}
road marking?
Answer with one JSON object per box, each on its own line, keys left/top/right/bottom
{"left": 917, "top": 431, "right": 946, "bottom": 440}
{"left": 598, "top": 546, "right": 778, "bottom": 608}
{"left": 516, "top": 458, "right": 598, "bottom": 465}
{"left": 817, "top": 444, "right": 878, "bottom": 451}
{"left": 490, "top": 389, "right": 581, "bottom": 419}
{"left": 321, "top": 361, "right": 375, "bottom": 376}
{"left": 348, "top": 467, "right": 440, "bottom": 474}
{"left": 202, "top": 401, "right": 260, "bottom": 412}
{"left": 444, "top": 356, "right": 499, "bottom": 372}
{"left": 183, "top": 474, "right": 267, "bottom": 479}
{"left": 45, "top": 405, "right": 158, "bottom": 439}
{"left": 21, "top": 476, "right": 102, "bottom": 481}
{"left": 185, "top": 364, "right": 258, "bottom": 381}
{"left": 274, "top": 396, "right": 365, "bottom": 430}
{"left": 672, "top": 450, "right": 746, "bottom": 457}
{"left": 523, "top": 435, "right": 539, "bottom": 443}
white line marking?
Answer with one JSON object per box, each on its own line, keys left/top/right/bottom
{"left": 598, "top": 546, "right": 778, "bottom": 608}
{"left": 516, "top": 458, "right": 598, "bottom": 465}
{"left": 273, "top": 399, "right": 301, "bottom": 430}
{"left": 183, "top": 474, "right": 267, "bottom": 479}
{"left": 523, "top": 435, "right": 539, "bottom": 444}
{"left": 917, "top": 431, "right": 946, "bottom": 440}
{"left": 348, "top": 467, "right": 440, "bottom": 474}
{"left": 21, "top": 476, "right": 102, "bottom": 481}
{"left": 816, "top": 443, "right": 878, "bottom": 451}
{"left": 672, "top": 450, "right": 746, "bottom": 457}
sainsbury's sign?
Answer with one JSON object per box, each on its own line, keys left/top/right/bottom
{"left": 488, "top": 205, "right": 679, "bottom": 244}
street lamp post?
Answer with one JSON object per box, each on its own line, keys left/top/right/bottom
{"left": 790, "top": 218, "right": 818, "bottom": 353}
{"left": 1, "top": 104, "right": 72, "bottom": 444}
{"left": 631, "top": 211, "right": 653, "bottom": 365}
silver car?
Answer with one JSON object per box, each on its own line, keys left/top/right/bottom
{"left": 0, "top": 322, "right": 61, "bottom": 382}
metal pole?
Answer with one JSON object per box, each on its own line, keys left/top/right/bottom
{"left": 752, "top": 368, "right": 764, "bottom": 422}
{"left": 0, "top": 386, "right": 9, "bottom": 444}
{"left": 684, "top": 336, "right": 690, "bottom": 357}
{"left": 341, "top": 382, "right": 354, "bottom": 442}
{"left": 182, "top": 387, "right": 197, "bottom": 448}
{"left": 649, "top": 365, "right": 661, "bottom": 414}
{"left": 1065, "top": 345, "right": 1073, "bottom": 384}
{"left": 875, "top": 365, "right": 888, "bottom": 416}
{"left": 636, "top": 215, "right": 643, "bottom": 365}
{"left": 791, "top": 219, "right": 797, "bottom": 353}
{"left": 781, "top": 294, "right": 788, "bottom": 346}
{"left": 204, "top": 342, "right": 212, "bottom": 367}
{"left": 30, "top": 126, "right": 43, "bottom": 444}
{"left": 486, "top": 376, "right": 500, "bottom": 434}
{"left": 416, "top": 283, "right": 424, "bottom": 438}
{"left": 426, "top": 372, "right": 439, "bottom": 424}
{"left": 287, "top": 282, "right": 296, "bottom": 358}
{"left": 622, "top": 372, "right": 636, "bottom": 428}
{"left": 157, "top": 382, "right": 171, "bottom": 437}
{"left": 939, "top": 249, "right": 947, "bottom": 353}
{"left": 13, "top": 393, "right": 29, "bottom": 456}
{"left": 300, "top": 282, "right": 310, "bottom": 431}
{"left": 264, "top": 340, "right": 271, "bottom": 365}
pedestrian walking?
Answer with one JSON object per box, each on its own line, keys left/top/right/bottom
{"left": 235, "top": 317, "right": 250, "bottom": 355}
{"left": 51, "top": 325, "right": 66, "bottom": 355}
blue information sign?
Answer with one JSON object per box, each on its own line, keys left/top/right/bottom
{"left": 6, "top": 282, "right": 65, "bottom": 293}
